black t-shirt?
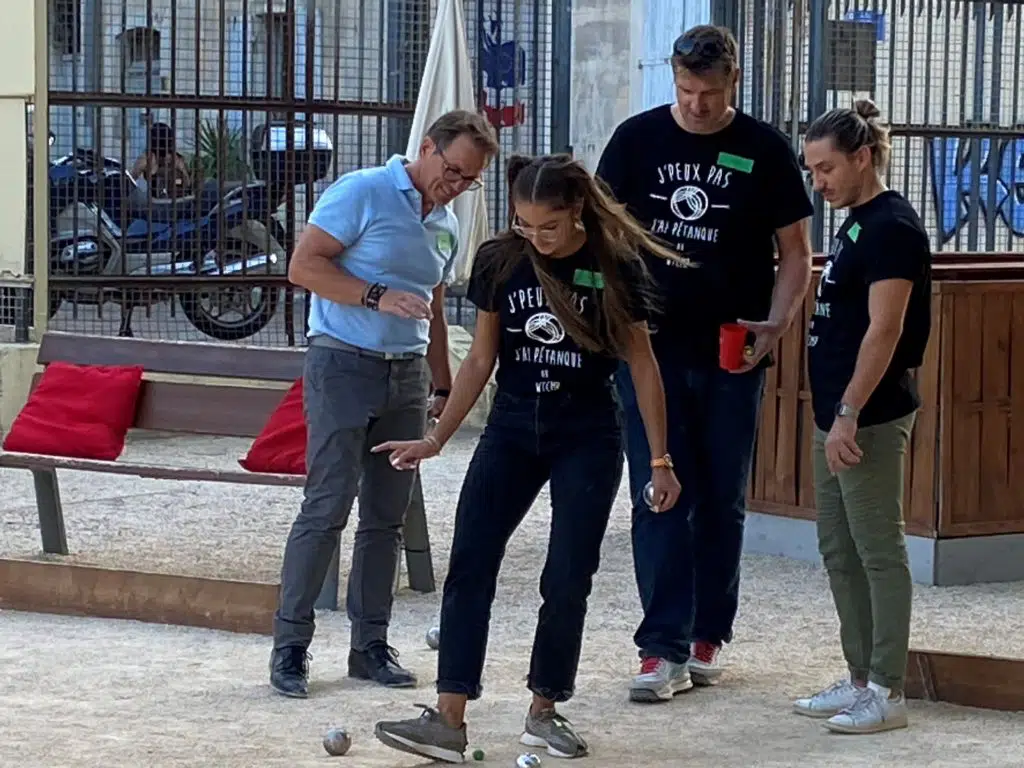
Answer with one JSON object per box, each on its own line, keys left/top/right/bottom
{"left": 806, "top": 190, "right": 932, "bottom": 430}
{"left": 596, "top": 106, "right": 813, "bottom": 365}
{"left": 466, "top": 240, "right": 649, "bottom": 398}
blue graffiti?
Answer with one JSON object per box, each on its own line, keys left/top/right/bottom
{"left": 480, "top": 18, "right": 527, "bottom": 90}
{"left": 930, "top": 135, "right": 1024, "bottom": 243}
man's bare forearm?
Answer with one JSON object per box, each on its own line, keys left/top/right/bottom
{"left": 768, "top": 251, "right": 812, "bottom": 330}
{"left": 840, "top": 325, "right": 903, "bottom": 413}
{"left": 289, "top": 256, "right": 367, "bottom": 307}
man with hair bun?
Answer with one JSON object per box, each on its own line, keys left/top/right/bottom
{"left": 597, "top": 24, "right": 813, "bottom": 701}
{"left": 794, "top": 99, "right": 932, "bottom": 734}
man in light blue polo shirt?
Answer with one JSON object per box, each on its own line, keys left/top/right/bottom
{"left": 270, "top": 110, "right": 498, "bottom": 697}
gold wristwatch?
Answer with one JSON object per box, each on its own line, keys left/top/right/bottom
{"left": 650, "top": 454, "right": 674, "bottom": 470}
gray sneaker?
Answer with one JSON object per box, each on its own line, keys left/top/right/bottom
{"left": 520, "top": 708, "right": 588, "bottom": 759}
{"left": 374, "top": 704, "right": 468, "bottom": 764}
{"left": 824, "top": 687, "right": 909, "bottom": 734}
{"left": 793, "top": 679, "right": 863, "bottom": 718}
{"left": 629, "top": 657, "right": 693, "bottom": 703}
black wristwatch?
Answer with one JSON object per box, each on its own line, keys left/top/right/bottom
{"left": 362, "top": 282, "right": 388, "bottom": 311}
{"left": 433, "top": 388, "right": 450, "bottom": 398}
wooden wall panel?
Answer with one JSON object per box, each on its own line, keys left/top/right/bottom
{"left": 0, "top": 559, "right": 277, "bottom": 635}
{"left": 747, "top": 270, "right": 1024, "bottom": 540}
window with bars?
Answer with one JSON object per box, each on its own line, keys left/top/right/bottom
{"left": 50, "top": 0, "right": 81, "bottom": 57}
{"left": 824, "top": 19, "right": 877, "bottom": 92}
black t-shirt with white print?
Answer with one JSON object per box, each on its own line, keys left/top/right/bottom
{"left": 466, "top": 240, "right": 648, "bottom": 398}
{"left": 806, "top": 190, "right": 932, "bottom": 431}
{"left": 597, "top": 106, "right": 813, "bottom": 365}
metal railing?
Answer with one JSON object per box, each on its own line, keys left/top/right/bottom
{"left": 11, "top": 0, "right": 555, "bottom": 345}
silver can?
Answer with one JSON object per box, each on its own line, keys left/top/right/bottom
{"left": 516, "top": 754, "right": 541, "bottom": 768}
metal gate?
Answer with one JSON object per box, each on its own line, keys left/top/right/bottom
{"left": 32, "top": 0, "right": 557, "bottom": 344}
{"left": 722, "top": 0, "right": 1024, "bottom": 254}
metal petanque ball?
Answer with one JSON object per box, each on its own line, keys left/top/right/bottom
{"left": 322, "top": 728, "right": 352, "bottom": 756}
{"left": 426, "top": 626, "right": 441, "bottom": 650}
{"left": 516, "top": 754, "right": 542, "bottom": 768}
{"left": 643, "top": 481, "right": 657, "bottom": 510}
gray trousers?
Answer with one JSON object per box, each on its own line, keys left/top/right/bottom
{"left": 273, "top": 343, "right": 430, "bottom": 651}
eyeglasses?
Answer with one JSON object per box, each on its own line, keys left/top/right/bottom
{"left": 511, "top": 218, "right": 562, "bottom": 242}
{"left": 672, "top": 31, "right": 727, "bottom": 63}
{"left": 438, "top": 148, "right": 482, "bottom": 190}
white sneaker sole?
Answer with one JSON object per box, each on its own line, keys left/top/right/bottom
{"left": 823, "top": 715, "right": 909, "bottom": 734}
{"left": 688, "top": 663, "right": 722, "bottom": 686}
{"left": 792, "top": 703, "right": 843, "bottom": 719}
{"left": 374, "top": 727, "right": 465, "bottom": 763}
{"left": 520, "top": 731, "right": 586, "bottom": 758}
{"left": 629, "top": 675, "right": 694, "bottom": 703}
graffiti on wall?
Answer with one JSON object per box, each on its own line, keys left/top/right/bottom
{"left": 930, "top": 135, "right": 1024, "bottom": 243}
{"left": 479, "top": 17, "right": 527, "bottom": 128}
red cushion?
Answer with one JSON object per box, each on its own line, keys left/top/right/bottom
{"left": 2, "top": 361, "right": 144, "bottom": 461}
{"left": 239, "top": 378, "right": 306, "bottom": 475}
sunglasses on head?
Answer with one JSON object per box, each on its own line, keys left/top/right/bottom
{"left": 673, "top": 31, "right": 726, "bottom": 61}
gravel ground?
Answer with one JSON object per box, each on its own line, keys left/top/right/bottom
{"left": 1, "top": 430, "right": 1023, "bottom": 767}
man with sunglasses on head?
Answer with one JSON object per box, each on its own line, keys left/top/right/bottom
{"left": 597, "top": 25, "right": 812, "bottom": 701}
{"left": 269, "top": 109, "right": 499, "bottom": 698}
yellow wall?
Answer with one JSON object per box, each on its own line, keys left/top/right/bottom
{"left": 0, "top": 0, "right": 34, "bottom": 279}
{"left": 0, "top": 0, "right": 39, "bottom": 432}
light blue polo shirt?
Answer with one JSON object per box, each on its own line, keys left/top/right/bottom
{"left": 306, "top": 155, "right": 459, "bottom": 355}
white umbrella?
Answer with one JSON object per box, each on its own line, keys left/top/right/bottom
{"left": 405, "top": 0, "right": 490, "bottom": 286}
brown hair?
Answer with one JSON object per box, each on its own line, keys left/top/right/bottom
{"left": 477, "top": 154, "right": 688, "bottom": 358}
{"left": 425, "top": 109, "right": 499, "bottom": 157}
{"left": 670, "top": 25, "right": 739, "bottom": 77}
{"left": 805, "top": 99, "right": 892, "bottom": 172}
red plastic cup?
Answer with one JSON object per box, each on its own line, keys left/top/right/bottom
{"left": 719, "top": 323, "right": 747, "bottom": 371}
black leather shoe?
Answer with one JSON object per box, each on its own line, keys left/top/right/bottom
{"left": 269, "top": 646, "right": 310, "bottom": 698}
{"left": 348, "top": 644, "right": 417, "bottom": 688}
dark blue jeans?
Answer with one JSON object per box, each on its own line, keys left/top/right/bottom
{"left": 615, "top": 359, "right": 764, "bottom": 663}
{"left": 436, "top": 386, "right": 624, "bottom": 702}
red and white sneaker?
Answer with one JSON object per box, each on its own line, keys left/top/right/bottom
{"left": 688, "top": 641, "right": 723, "bottom": 686}
{"left": 629, "top": 656, "right": 692, "bottom": 703}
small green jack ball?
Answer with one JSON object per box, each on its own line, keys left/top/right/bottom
{"left": 472, "top": 747, "right": 485, "bottom": 761}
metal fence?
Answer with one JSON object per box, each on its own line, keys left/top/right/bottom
{"left": 721, "top": 0, "right": 1024, "bottom": 255}
{"left": 15, "top": 0, "right": 556, "bottom": 345}
{"left": 14, "top": 0, "right": 1024, "bottom": 347}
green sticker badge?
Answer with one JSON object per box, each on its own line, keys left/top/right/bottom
{"left": 573, "top": 269, "right": 605, "bottom": 289}
{"left": 717, "top": 152, "right": 755, "bottom": 173}
{"left": 436, "top": 231, "right": 454, "bottom": 257}
{"left": 847, "top": 222, "right": 862, "bottom": 243}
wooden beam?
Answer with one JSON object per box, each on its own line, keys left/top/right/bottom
{"left": 37, "top": 332, "right": 305, "bottom": 382}
{"left": 0, "top": 559, "right": 278, "bottom": 635}
{"left": 905, "top": 648, "right": 1024, "bottom": 712}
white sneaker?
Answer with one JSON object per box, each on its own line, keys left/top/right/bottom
{"left": 824, "top": 686, "right": 909, "bottom": 734}
{"left": 793, "top": 679, "right": 863, "bottom": 718}
{"left": 629, "top": 657, "right": 693, "bottom": 703}
{"left": 688, "top": 641, "right": 723, "bottom": 686}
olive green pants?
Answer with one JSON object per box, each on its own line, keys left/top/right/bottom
{"left": 813, "top": 412, "right": 916, "bottom": 690}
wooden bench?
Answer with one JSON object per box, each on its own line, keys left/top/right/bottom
{"left": 0, "top": 332, "right": 436, "bottom": 613}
